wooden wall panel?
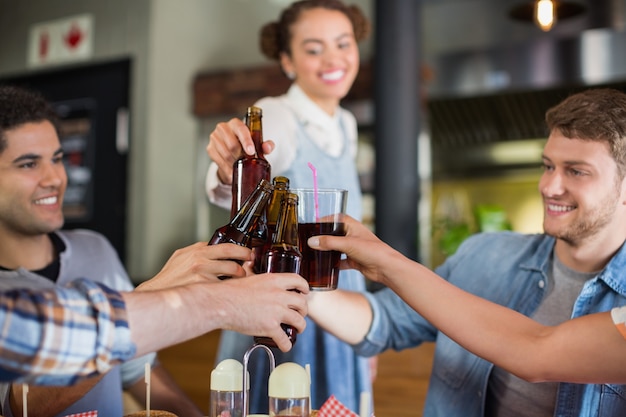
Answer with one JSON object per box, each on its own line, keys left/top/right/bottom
{"left": 192, "top": 61, "right": 374, "bottom": 118}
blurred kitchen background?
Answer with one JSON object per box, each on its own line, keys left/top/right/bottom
{"left": 1, "top": 0, "right": 626, "bottom": 414}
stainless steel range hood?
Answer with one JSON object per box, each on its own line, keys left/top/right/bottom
{"left": 423, "top": 0, "right": 626, "bottom": 178}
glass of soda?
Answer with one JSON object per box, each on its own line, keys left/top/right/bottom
{"left": 292, "top": 188, "right": 347, "bottom": 291}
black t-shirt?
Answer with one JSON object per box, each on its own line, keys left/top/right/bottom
{"left": 0, "top": 233, "right": 65, "bottom": 282}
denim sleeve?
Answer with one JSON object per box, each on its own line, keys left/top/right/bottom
{"left": 352, "top": 233, "right": 528, "bottom": 357}
{"left": 352, "top": 286, "right": 438, "bottom": 357}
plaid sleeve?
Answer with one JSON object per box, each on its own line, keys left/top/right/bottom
{"left": 0, "top": 278, "right": 136, "bottom": 385}
{"left": 610, "top": 306, "right": 626, "bottom": 340}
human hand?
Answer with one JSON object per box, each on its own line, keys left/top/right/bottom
{"left": 136, "top": 242, "right": 253, "bottom": 291}
{"left": 214, "top": 273, "right": 309, "bottom": 352}
{"left": 307, "top": 215, "right": 402, "bottom": 286}
{"left": 206, "top": 117, "right": 275, "bottom": 185}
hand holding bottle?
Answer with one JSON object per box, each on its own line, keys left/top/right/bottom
{"left": 218, "top": 272, "right": 310, "bottom": 352}
{"left": 135, "top": 242, "right": 254, "bottom": 291}
{"left": 207, "top": 117, "right": 275, "bottom": 186}
{"left": 231, "top": 107, "right": 271, "bottom": 216}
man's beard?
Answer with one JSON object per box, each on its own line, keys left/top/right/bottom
{"left": 544, "top": 189, "right": 620, "bottom": 246}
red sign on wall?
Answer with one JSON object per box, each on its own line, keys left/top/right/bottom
{"left": 28, "top": 14, "right": 93, "bottom": 68}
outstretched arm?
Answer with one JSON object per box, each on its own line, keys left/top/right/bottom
{"left": 308, "top": 215, "right": 626, "bottom": 384}
{"left": 307, "top": 288, "right": 372, "bottom": 346}
{"left": 127, "top": 273, "right": 309, "bottom": 357}
{"left": 0, "top": 273, "right": 307, "bottom": 384}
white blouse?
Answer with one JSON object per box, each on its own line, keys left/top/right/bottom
{"left": 205, "top": 84, "right": 358, "bottom": 209}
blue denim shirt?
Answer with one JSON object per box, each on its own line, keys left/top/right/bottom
{"left": 355, "top": 231, "right": 626, "bottom": 417}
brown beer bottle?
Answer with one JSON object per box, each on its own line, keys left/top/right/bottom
{"left": 253, "top": 176, "right": 290, "bottom": 273}
{"left": 231, "top": 106, "right": 271, "bottom": 217}
{"left": 255, "top": 192, "right": 301, "bottom": 347}
{"left": 209, "top": 178, "right": 274, "bottom": 252}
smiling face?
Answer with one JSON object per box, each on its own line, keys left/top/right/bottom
{"left": 0, "top": 120, "right": 66, "bottom": 238}
{"left": 539, "top": 130, "right": 626, "bottom": 247}
{"left": 280, "top": 7, "right": 360, "bottom": 114}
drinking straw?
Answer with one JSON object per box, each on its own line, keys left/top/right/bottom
{"left": 22, "top": 384, "right": 28, "bottom": 417}
{"left": 145, "top": 362, "right": 151, "bottom": 416}
{"left": 359, "top": 391, "right": 370, "bottom": 417}
{"left": 307, "top": 162, "right": 320, "bottom": 222}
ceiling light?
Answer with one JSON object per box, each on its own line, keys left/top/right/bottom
{"left": 509, "top": 0, "right": 587, "bottom": 32}
{"left": 535, "top": 0, "right": 556, "bottom": 31}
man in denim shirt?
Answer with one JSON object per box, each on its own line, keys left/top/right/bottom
{"left": 309, "top": 88, "right": 626, "bottom": 417}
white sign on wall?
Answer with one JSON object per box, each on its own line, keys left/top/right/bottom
{"left": 27, "top": 14, "right": 94, "bottom": 68}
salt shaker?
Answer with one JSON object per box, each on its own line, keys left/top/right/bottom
{"left": 210, "top": 359, "right": 250, "bottom": 417}
{"left": 268, "top": 362, "right": 310, "bottom": 417}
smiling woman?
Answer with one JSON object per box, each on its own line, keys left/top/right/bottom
{"left": 203, "top": 0, "right": 374, "bottom": 414}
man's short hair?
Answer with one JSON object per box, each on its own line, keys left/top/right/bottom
{"left": 0, "top": 85, "right": 59, "bottom": 153}
{"left": 546, "top": 88, "right": 626, "bottom": 177}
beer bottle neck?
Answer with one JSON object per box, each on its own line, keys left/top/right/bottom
{"left": 246, "top": 107, "right": 266, "bottom": 160}
{"left": 273, "top": 195, "right": 299, "bottom": 247}
{"left": 230, "top": 179, "right": 274, "bottom": 233}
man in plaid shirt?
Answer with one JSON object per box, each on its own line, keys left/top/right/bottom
{"left": 0, "top": 85, "right": 308, "bottom": 414}
{"left": 0, "top": 275, "right": 307, "bottom": 386}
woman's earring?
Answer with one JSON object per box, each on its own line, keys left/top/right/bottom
{"left": 286, "top": 71, "right": 296, "bottom": 80}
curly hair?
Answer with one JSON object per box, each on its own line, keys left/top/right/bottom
{"left": 259, "top": 0, "right": 371, "bottom": 61}
{"left": 545, "top": 88, "right": 626, "bottom": 178}
{"left": 0, "top": 85, "right": 59, "bottom": 153}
